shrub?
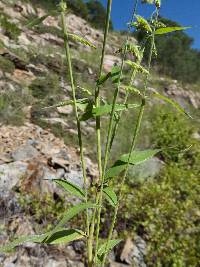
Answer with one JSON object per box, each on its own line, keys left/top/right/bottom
{"left": 116, "top": 108, "right": 200, "bottom": 266}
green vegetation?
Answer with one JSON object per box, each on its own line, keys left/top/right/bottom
{"left": 116, "top": 108, "right": 200, "bottom": 266}
{"left": 1, "top": 1, "right": 200, "bottom": 267}
{"left": 29, "top": 73, "right": 61, "bottom": 99}
{"left": 0, "top": 13, "right": 21, "bottom": 41}
{"left": 0, "top": 89, "right": 32, "bottom": 126}
{"left": 0, "top": 56, "right": 15, "bottom": 73}
{"left": 18, "top": 192, "right": 68, "bottom": 231}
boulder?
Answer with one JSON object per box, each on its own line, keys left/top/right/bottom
{"left": 127, "top": 157, "right": 164, "bottom": 183}
{"left": 0, "top": 161, "right": 28, "bottom": 193}
{"left": 115, "top": 236, "right": 147, "bottom": 267}
{"left": 11, "top": 144, "right": 39, "bottom": 161}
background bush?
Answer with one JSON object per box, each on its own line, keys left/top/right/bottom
{"left": 114, "top": 107, "right": 200, "bottom": 266}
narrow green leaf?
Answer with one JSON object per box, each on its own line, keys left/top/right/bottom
{"left": 53, "top": 179, "right": 86, "bottom": 199}
{"left": 26, "top": 14, "right": 49, "bottom": 28}
{"left": 26, "top": 11, "right": 59, "bottom": 28}
{"left": 105, "top": 150, "right": 160, "bottom": 179}
{"left": 45, "top": 229, "right": 85, "bottom": 245}
{"left": 105, "top": 161, "right": 126, "bottom": 179}
{"left": 97, "top": 239, "right": 122, "bottom": 264}
{"left": 103, "top": 187, "right": 118, "bottom": 207}
{"left": 42, "top": 98, "right": 89, "bottom": 111}
{"left": 0, "top": 233, "right": 49, "bottom": 253}
{"left": 119, "top": 149, "right": 161, "bottom": 165}
{"left": 155, "top": 26, "right": 190, "bottom": 35}
{"left": 92, "top": 103, "right": 139, "bottom": 117}
{"left": 54, "top": 202, "right": 97, "bottom": 231}
{"left": 153, "top": 91, "right": 192, "bottom": 118}
{"left": 68, "top": 33, "right": 96, "bottom": 49}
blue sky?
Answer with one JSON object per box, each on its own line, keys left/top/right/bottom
{"left": 99, "top": 0, "right": 200, "bottom": 49}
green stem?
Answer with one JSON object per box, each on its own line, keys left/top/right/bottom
{"left": 109, "top": 63, "right": 140, "bottom": 151}
{"left": 60, "top": 2, "right": 90, "bottom": 264}
{"left": 94, "top": 1, "right": 140, "bottom": 264}
{"left": 88, "top": 1, "right": 113, "bottom": 266}
{"left": 101, "top": 19, "right": 157, "bottom": 267}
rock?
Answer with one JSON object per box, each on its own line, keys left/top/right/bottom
{"left": 120, "top": 237, "right": 134, "bottom": 264}
{"left": 65, "top": 169, "right": 84, "bottom": 188}
{"left": 109, "top": 262, "right": 128, "bottom": 267}
{"left": 0, "top": 193, "right": 21, "bottom": 219}
{"left": 8, "top": 217, "right": 35, "bottom": 238}
{"left": 192, "top": 132, "right": 200, "bottom": 140}
{"left": 67, "top": 261, "right": 84, "bottom": 267}
{"left": 103, "top": 55, "right": 121, "bottom": 72}
{"left": 127, "top": 157, "right": 164, "bottom": 183}
{"left": 45, "top": 259, "right": 67, "bottom": 267}
{"left": 1, "top": 51, "right": 28, "bottom": 71}
{"left": 18, "top": 32, "right": 31, "bottom": 46}
{"left": 116, "top": 236, "right": 147, "bottom": 267}
{"left": 48, "top": 156, "right": 69, "bottom": 171}
{"left": 11, "top": 144, "right": 39, "bottom": 161}
{"left": 0, "top": 161, "right": 28, "bottom": 193}
{"left": 12, "top": 69, "right": 35, "bottom": 85}
{"left": 20, "top": 161, "right": 57, "bottom": 195}
{"left": 43, "top": 118, "right": 69, "bottom": 128}
{"left": 57, "top": 105, "right": 73, "bottom": 115}
{"left": 131, "top": 236, "right": 147, "bottom": 267}
{"left": 87, "top": 67, "right": 93, "bottom": 75}
{"left": 56, "top": 168, "right": 65, "bottom": 178}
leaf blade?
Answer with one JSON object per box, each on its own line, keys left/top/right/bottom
{"left": 54, "top": 202, "right": 97, "bottom": 232}
{"left": 155, "top": 26, "right": 190, "bottom": 35}
{"left": 153, "top": 91, "right": 192, "bottom": 118}
{"left": 92, "top": 103, "right": 139, "bottom": 117}
{"left": 97, "top": 239, "right": 122, "bottom": 264}
{"left": 26, "top": 14, "right": 50, "bottom": 28}
{"left": 45, "top": 229, "right": 85, "bottom": 245}
{"left": 105, "top": 162, "right": 126, "bottom": 179}
{"left": 119, "top": 149, "right": 161, "bottom": 165}
{"left": 0, "top": 233, "right": 49, "bottom": 253}
{"left": 105, "top": 150, "right": 160, "bottom": 179}
{"left": 103, "top": 187, "right": 118, "bottom": 207}
{"left": 53, "top": 179, "right": 86, "bottom": 199}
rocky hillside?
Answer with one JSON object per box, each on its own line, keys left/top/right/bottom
{"left": 0, "top": 1, "right": 200, "bottom": 267}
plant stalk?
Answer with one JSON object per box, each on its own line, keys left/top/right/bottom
{"left": 60, "top": 2, "right": 90, "bottom": 264}
{"left": 101, "top": 19, "right": 157, "bottom": 267}
{"left": 87, "top": 1, "right": 113, "bottom": 266}
{"left": 94, "top": 1, "right": 140, "bottom": 264}
{"left": 109, "top": 62, "right": 141, "bottom": 151}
